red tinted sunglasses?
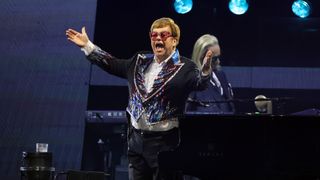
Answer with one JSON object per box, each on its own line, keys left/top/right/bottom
{"left": 149, "top": 31, "right": 172, "bottom": 41}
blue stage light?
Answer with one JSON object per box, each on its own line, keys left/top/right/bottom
{"left": 173, "top": 0, "right": 193, "bottom": 14}
{"left": 228, "top": 0, "right": 249, "bottom": 15}
{"left": 292, "top": 0, "right": 311, "bottom": 18}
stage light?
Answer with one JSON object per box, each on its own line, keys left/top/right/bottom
{"left": 228, "top": 0, "right": 249, "bottom": 15}
{"left": 292, "top": 0, "right": 311, "bottom": 18}
{"left": 173, "top": 0, "right": 193, "bottom": 14}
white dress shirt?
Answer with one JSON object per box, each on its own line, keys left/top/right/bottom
{"left": 210, "top": 71, "right": 223, "bottom": 95}
{"left": 131, "top": 52, "right": 179, "bottom": 131}
{"left": 82, "top": 42, "right": 178, "bottom": 131}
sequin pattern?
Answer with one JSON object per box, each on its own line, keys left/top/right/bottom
{"left": 87, "top": 47, "right": 114, "bottom": 65}
{"left": 128, "top": 50, "right": 183, "bottom": 124}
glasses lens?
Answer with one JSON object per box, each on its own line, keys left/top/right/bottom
{"left": 160, "top": 32, "right": 171, "bottom": 40}
{"left": 150, "top": 31, "right": 172, "bottom": 41}
{"left": 212, "top": 56, "right": 220, "bottom": 61}
{"left": 150, "top": 32, "right": 158, "bottom": 41}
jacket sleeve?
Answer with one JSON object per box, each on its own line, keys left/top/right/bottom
{"left": 185, "top": 91, "right": 198, "bottom": 112}
{"left": 220, "top": 70, "right": 236, "bottom": 113}
{"left": 187, "top": 61, "right": 210, "bottom": 91}
{"left": 86, "top": 46, "right": 133, "bottom": 79}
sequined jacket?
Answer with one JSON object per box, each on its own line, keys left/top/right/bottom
{"left": 87, "top": 47, "right": 209, "bottom": 124}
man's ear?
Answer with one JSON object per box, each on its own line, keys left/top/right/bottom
{"left": 173, "top": 39, "right": 178, "bottom": 46}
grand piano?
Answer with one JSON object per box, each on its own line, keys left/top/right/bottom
{"left": 158, "top": 114, "right": 320, "bottom": 180}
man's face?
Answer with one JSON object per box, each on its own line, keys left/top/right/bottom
{"left": 150, "top": 26, "right": 177, "bottom": 62}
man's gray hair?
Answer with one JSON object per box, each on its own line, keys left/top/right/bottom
{"left": 191, "top": 34, "right": 219, "bottom": 69}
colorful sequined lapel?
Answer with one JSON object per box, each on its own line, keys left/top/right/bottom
{"left": 134, "top": 50, "right": 184, "bottom": 102}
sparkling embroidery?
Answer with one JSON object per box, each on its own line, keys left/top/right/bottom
{"left": 128, "top": 50, "right": 184, "bottom": 123}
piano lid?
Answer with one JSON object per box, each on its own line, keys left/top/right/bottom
{"left": 159, "top": 115, "right": 320, "bottom": 179}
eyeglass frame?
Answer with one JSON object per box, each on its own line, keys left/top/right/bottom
{"left": 149, "top": 31, "right": 173, "bottom": 41}
{"left": 212, "top": 55, "right": 221, "bottom": 61}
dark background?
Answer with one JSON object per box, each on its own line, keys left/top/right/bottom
{"left": 94, "top": 0, "right": 320, "bottom": 67}
{"left": 90, "top": 0, "right": 320, "bottom": 114}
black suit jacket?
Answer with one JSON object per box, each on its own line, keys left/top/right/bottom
{"left": 87, "top": 48, "right": 210, "bottom": 123}
{"left": 186, "top": 69, "right": 235, "bottom": 114}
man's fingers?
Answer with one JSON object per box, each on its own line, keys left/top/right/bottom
{"left": 66, "top": 32, "right": 77, "bottom": 40}
{"left": 81, "top": 27, "right": 86, "bottom": 35}
{"left": 205, "top": 50, "right": 213, "bottom": 59}
{"left": 66, "top": 29, "right": 79, "bottom": 36}
{"left": 202, "top": 50, "right": 213, "bottom": 66}
{"left": 66, "top": 32, "right": 77, "bottom": 39}
{"left": 66, "top": 32, "right": 73, "bottom": 39}
{"left": 67, "top": 37, "right": 76, "bottom": 43}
